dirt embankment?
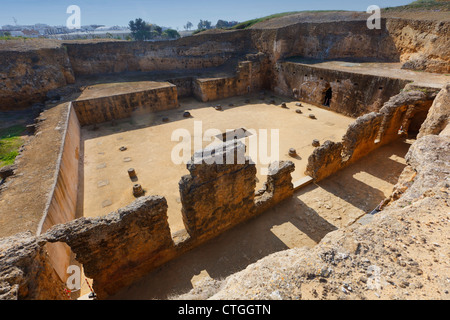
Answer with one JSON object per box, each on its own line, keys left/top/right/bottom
{"left": 0, "top": 103, "right": 70, "bottom": 238}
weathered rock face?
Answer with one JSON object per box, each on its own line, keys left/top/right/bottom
{"left": 0, "top": 47, "right": 75, "bottom": 110}
{"left": 255, "top": 161, "right": 295, "bottom": 214}
{"left": 305, "top": 88, "right": 437, "bottom": 182}
{"left": 65, "top": 31, "right": 254, "bottom": 76}
{"left": 193, "top": 53, "right": 271, "bottom": 102}
{"left": 386, "top": 19, "right": 450, "bottom": 74}
{"left": 41, "top": 196, "right": 173, "bottom": 299}
{"left": 274, "top": 62, "right": 410, "bottom": 117}
{"left": 1, "top": 16, "right": 448, "bottom": 110}
{"left": 253, "top": 19, "right": 401, "bottom": 63}
{"left": 73, "top": 84, "right": 179, "bottom": 126}
{"left": 172, "top": 134, "right": 450, "bottom": 301}
{"left": 0, "top": 232, "right": 67, "bottom": 300}
{"left": 418, "top": 83, "right": 450, "bottom": 138}
{"left": 395, "top": 134, "right": 450, "bottom": 207}
{"left": 179, "top": 141, "right": 257, "bottom": 240}
{"left": 377, "top": 89, "right": 436, "bottom": 142}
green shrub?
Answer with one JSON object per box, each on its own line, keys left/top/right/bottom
{"left": 0, "top": 125, "right": 25, "bottom": 167}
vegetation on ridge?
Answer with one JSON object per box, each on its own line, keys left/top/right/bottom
{"left": 384, "top": 0, "right": 450, "bottom": 11}
{"left": 0, "top": 125, "right": 25, "bottom": 167}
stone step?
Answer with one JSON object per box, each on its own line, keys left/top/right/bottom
{"left": 293, "top": 176, "right": 313, "bottom": 191}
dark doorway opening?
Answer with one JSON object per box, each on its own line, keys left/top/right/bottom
{"left": 324, "top": 88, "right": 332, "bottom": 107}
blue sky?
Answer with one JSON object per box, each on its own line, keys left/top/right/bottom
{"left": 0, "top": 0, "right": 413, "bottom": 29}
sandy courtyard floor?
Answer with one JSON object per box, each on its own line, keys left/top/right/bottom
{"left": 79, "top": 94, "right": 355, "bottom": 233}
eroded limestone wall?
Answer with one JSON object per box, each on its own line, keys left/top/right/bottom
{"left": 64, "top": 30, "right": 254, "bottom": 76}
{"left": 179, "top": 141, "right": 257, "bottom": 241}
{"left": 418, "top": 83, "right": 450, "bottom": 138}
{"left": 193, "top": 53, "right": 270, "bottom": 102}
{"left": 42, "top": 196, "right": 173, "bottom": 299}
{"left": 253, "top": 19, "right": 401, "bottom": 63}
{"left": 0, "top": 47, "right": 75, "bottom": 110}
{"left": 72, "top": 84, "right": 179, "bottom": 126}
{"left": 306, "top": 87, "right": 438, "bottom": 182}
{"left": 0, "top": 232, "right": 68, "bottom": 300}
{"left": 36, "top": 104, "right": 80, "bottom": 282}
{"left": 386, "top": 19, "right": 450, "bottom": 74}
{"left": 255, "top": 161, "right": 296, "bottom": 214}
{"left": 274, "top": 61, "right": 410, "bottom": 117}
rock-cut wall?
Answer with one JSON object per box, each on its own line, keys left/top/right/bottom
{"left": 0, "top": 46, "right": 75, "bottom": 110}
{"left": 274, "top": 61, "right": 410, "bottom": 117}
{"left": 305, "top": 86, "right": 439, "bottom": 182}
{"left": 72, "top": 83, "right": 179, "bottom": 126}
{"left": 64, "top": 30, "right": 254, "bottom": 76}
{"left": 193, "top": 53, "right": 271, "bottom": 102}
{"left": 36, "top": 104, "right": 81, "bottom": 283}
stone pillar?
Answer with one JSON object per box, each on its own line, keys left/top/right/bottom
{"left": 255, "top": 161, "right": 295, "bottom": 214}
{"left": 179, "top": 140, "right": 257, "bottom": 241}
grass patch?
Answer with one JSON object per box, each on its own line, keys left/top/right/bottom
{"left": 0, "top": 35, "right": 30, "bottom": 40}
{"left": 192, "top": 28, "right": 208, "bottom": 35}
{"left": 384, "top": 0, "right": 450, "bottom": 11}
{"left": 0, "top": 125, "right": 25, "bottom": 167}
{"left": 230, "top": 12, "right": 300, "bottom": 30}
{"left": 230, "top": 10, "right": 348, "bottom": 30}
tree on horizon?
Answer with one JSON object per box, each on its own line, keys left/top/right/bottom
{"left": 198, "top": 20, "right": 212, "bottom": 30}
{"left": 184, "top": 21, "right": 193, "bottom": 30}
{"left": 128, "top": 18, "right": 151, "bottom": 41}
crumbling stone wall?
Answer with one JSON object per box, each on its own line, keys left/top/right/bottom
{"left": 41, "top": 196, "right": 174, "bottom": 299}
{"left": 274, "top": 61, "right": 410, "bottom": 117}
{"left": 417, "top": 83, "right": 450, "bottom": 139}
{"left": 193, "top": 53, "right": 270, "bottom": 102}
{"left": 306, "top": 86, "right": 438, "bottom": 182}
{"left": 73, "top": 84, "right": 179, "bottom": 126}
{"left": 255, "top": 161, "right": 295, "bottom": 214}
{"left": 376, "top": 88, "right": 436, "bottom": 143}
{"left": 0, "top": 47, "right": 75, "bottom": 110}
{"left": 0, "top": 232, "right": 67, "bottom": 300}
{"left": 179, "top": 141, "right": 295, "bottom": 242}
{"left": 179, "top": 141, "right": 257, "bottom": 241}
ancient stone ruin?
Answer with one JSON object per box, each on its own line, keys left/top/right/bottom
{"left": 0, "top": 8, "right": 449, "bottom": 301}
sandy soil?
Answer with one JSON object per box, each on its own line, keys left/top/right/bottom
{"left": 80, "top": 95, "right": 355, "bottom": 234}
{"left": 109, "top": 139, "right": 411, "bottom": 300}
